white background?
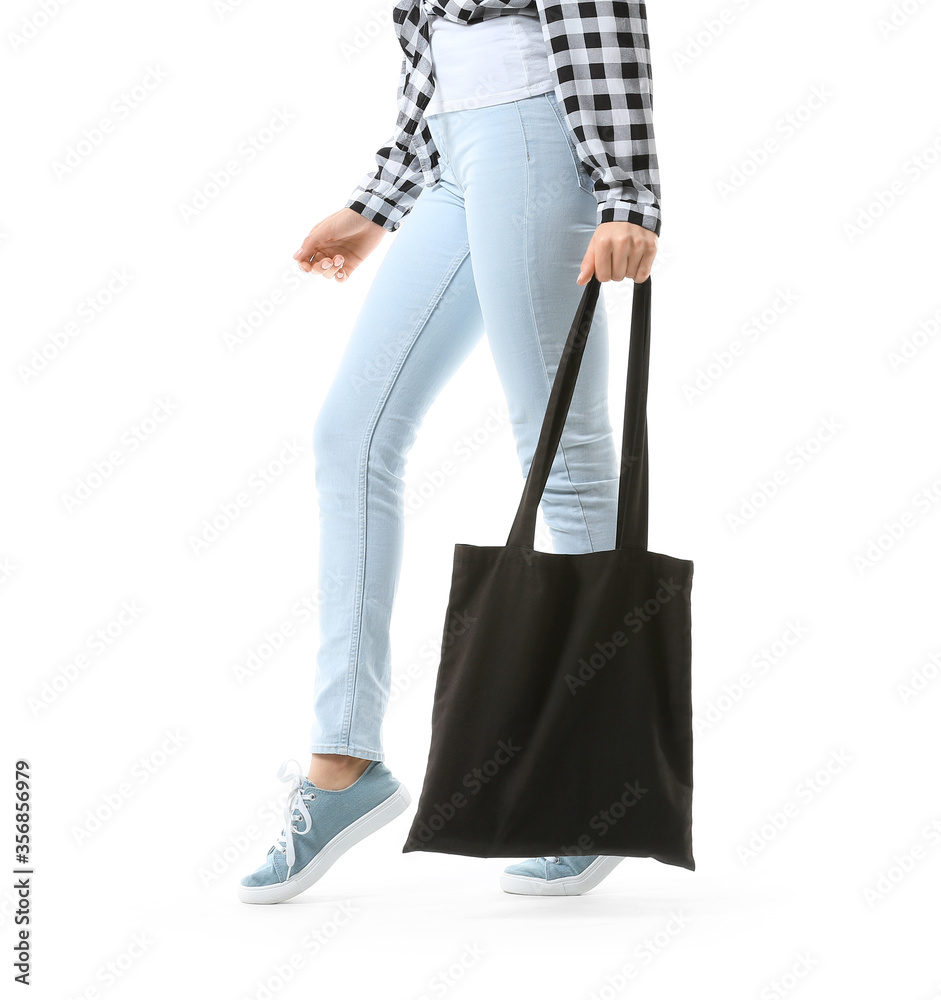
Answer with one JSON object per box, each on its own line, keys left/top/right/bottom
{"left": 2, "top": 0, "right": 940, "bottom": 997}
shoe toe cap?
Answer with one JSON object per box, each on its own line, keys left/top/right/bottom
{"left": 240, "top": 862, "right": 282, "bottom": 887}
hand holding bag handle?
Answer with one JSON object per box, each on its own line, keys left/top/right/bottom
{"left": 507, "top": 275, "right": 651, "bottom": 553}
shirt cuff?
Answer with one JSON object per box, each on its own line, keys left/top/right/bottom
{"left": 597, "top": 196, "right": 661, "bottom": 238}
{"left": 345, "top": 188, "right": 411, "bottom": 233}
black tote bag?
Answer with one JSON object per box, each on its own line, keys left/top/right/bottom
{"left": 402, "top": 276, "right": 694, "bottom": 869}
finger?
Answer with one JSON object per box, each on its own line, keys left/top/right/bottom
{"left": 594, "top": 244, "right": 612, "bottom": 283}
{"left": 316, "top": 253, "right": 346, "bottom": 279}
{"left": 294, "top": 233, "right": 318, "bottom": 270}
{"left": 304, "top": 251, "right": 344, "bottom": 278}
{"left": 612, "top": 239, "right": 632, "bottom": 282}
{"left": 623, "top": 244, "right": 650, "bottom": 283}
{"left": 296, "top": 247, "right": 319, "bottom": 272}
{"left": 298, "top": 249, "right": 324, "bottom": 274}
{"left": 576, "top": 248, "right": 595, "bottom": 285}
{"left": 632, "top": 245, "right": 656, "bottom": 284}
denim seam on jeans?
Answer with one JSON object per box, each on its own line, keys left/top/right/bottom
{"left": 338, "top": 239, "right": 472, "bottom": 755}
{"left": 514, "top": 98, "right": 597, "bottom": 550}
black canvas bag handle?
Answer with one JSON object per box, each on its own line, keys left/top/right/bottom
{"left": 506, "top": 275, "right": 651, "bottom": 553}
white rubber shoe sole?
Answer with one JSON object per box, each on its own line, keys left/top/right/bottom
{"left": 238, "top": 783, "right": 411, "bottom": 905}
{"left": 500, "top": 855, "right": 625, "bottom": 896}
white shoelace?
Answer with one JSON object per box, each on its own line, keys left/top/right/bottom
{"left": 541, "top": 856, "right": 560, "bottom": 864}
{"left": 272, "top": 758, "right": 316, "bottom": 875}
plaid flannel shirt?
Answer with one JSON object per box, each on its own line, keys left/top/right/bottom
{"left": 345, "top": 0, "right": 661, "bottom": 236}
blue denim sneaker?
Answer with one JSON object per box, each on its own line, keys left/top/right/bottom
{"left": 238, "top": 757, "right": 411, "bottom": 904}
{"left": 500, "top": 855, "right": 625, "bottom": 895}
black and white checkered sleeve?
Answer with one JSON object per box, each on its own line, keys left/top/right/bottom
{"left": 345, "top": 57, "right": 426, "bottom": 233}
{"left": 536, "top": 0, "right": 662, "bottom": 236}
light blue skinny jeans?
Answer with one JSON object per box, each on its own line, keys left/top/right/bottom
{"left": 310, "top": 90, "right": 621, "bottom": 760}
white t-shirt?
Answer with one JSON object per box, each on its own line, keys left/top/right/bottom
{"left": 423, "top": 13, "right": 554, "bottom": 117}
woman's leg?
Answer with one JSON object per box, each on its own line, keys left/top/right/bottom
{"left": 434, "top": 91, "right": 620, "bottom": 554}
{"left": 309, "top": 153, "right": 484, "bottom": 774}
